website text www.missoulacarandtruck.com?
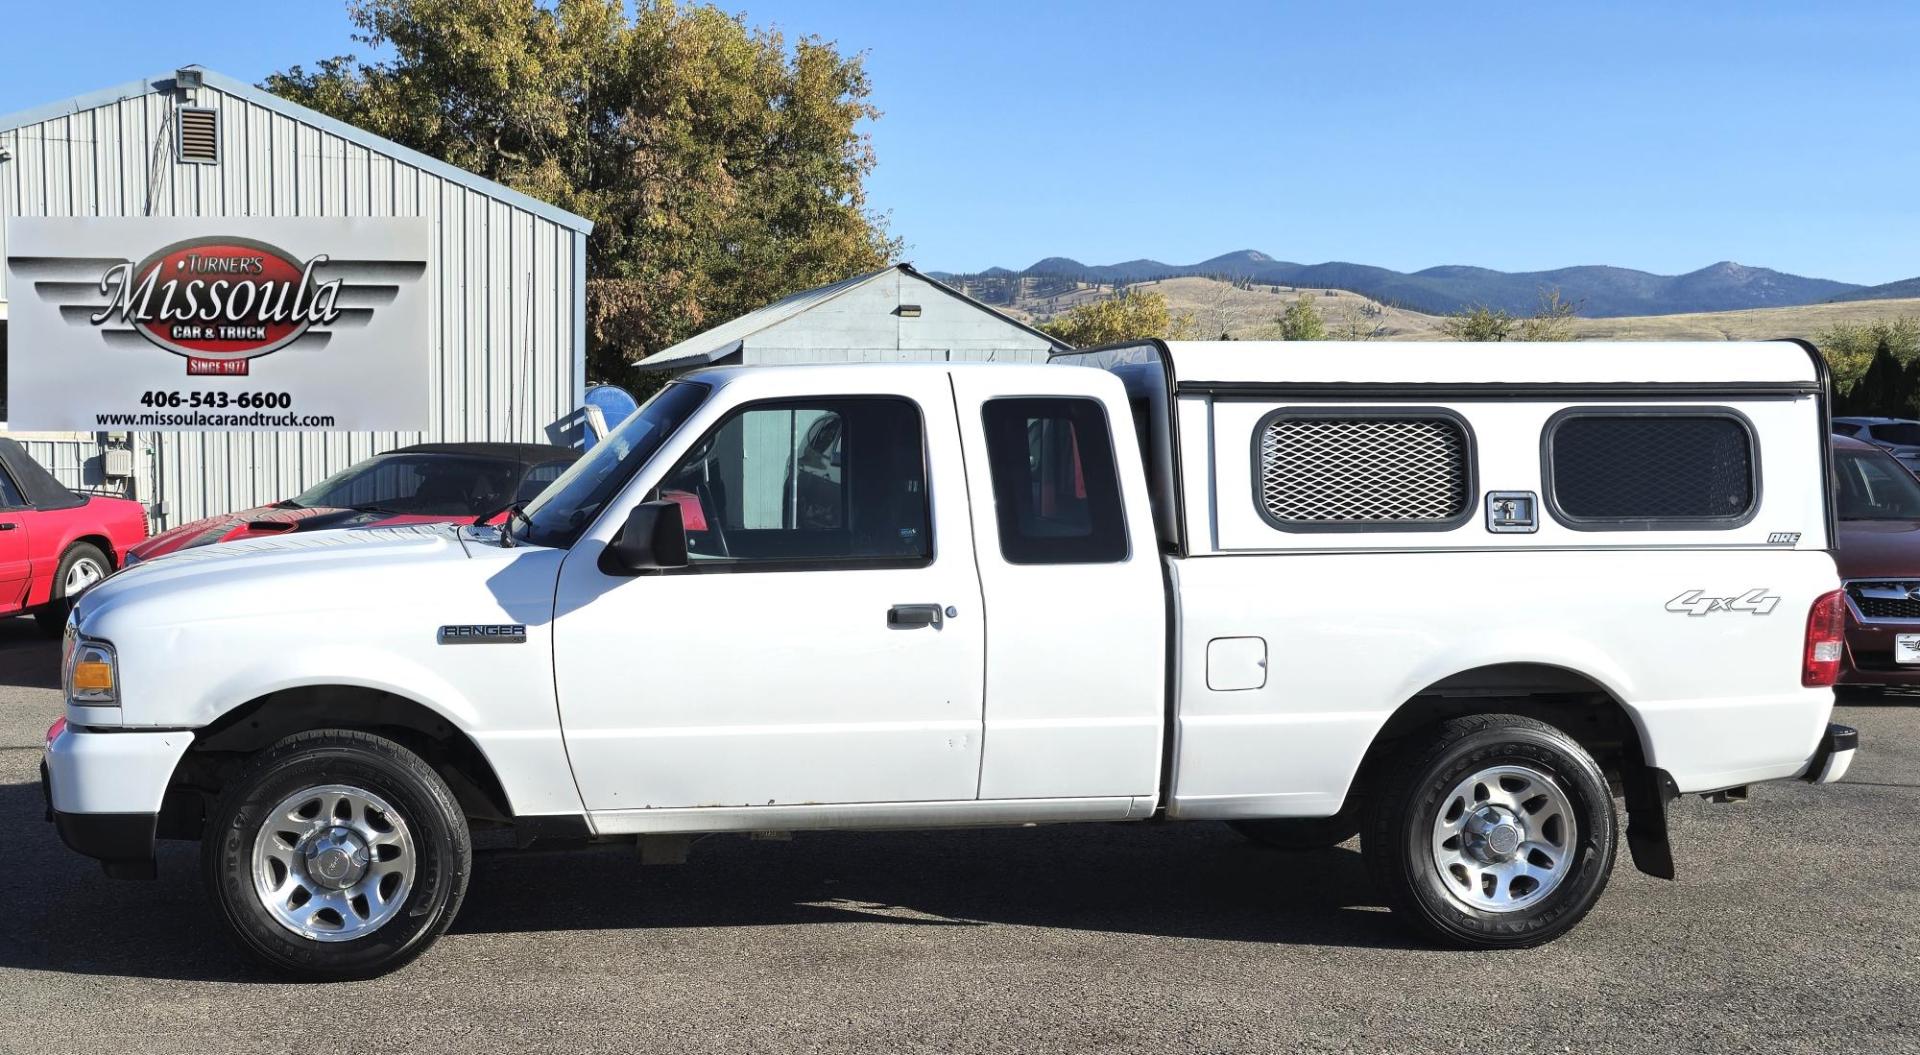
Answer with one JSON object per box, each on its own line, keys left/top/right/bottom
{"left": 95, "top": 410, "right": 338, "bottom": 427}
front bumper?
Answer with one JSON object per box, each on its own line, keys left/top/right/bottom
{"left": 42, "top": 724, "right": 193, "bottom": 878}
{"left": 1802, "top": 723, "right": 1858, "bottom": 785}
{"left": 1839, "top": 618, "right": 1920, "bottom": 686}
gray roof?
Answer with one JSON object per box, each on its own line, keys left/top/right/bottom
{"left": 0, "top": 67, "right": 592, "bottom": 235}
{"left": 635, "top": 263, "right": 1068, "bottom": 370}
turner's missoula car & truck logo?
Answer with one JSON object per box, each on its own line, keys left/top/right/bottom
{"left": 4, "top": 216, "right": 430, "bottom": 432}
{"left": 89, "top": 237, "right": 347, "bottom": 376}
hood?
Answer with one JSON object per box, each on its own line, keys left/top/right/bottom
{"left": 1835, "top": 518, "right": 1920, "bottom": 579}
{"left": 129, "top": 505, "right": 473, "bottom": 560}
{"left": 80, "top": 523, "right": 478, "bottom": 631}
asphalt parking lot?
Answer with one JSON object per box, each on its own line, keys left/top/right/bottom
{"left": 1, "top": 620, "right": 1916, "bottom": 1055}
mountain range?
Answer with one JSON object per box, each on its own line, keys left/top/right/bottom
{"left": 934, "top": 250, "right": 1910, "bottom": 318}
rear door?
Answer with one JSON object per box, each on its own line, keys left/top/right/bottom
{"left": 553, "top": 371, "right": 988, "bottom": 812}
{"left": 948, "top": 370, "right": 1166, "bottom": 801}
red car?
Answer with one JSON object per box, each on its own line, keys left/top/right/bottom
{"left": 128, "top": 442, "right": 580, "bottom": 563}
{"left": 1833, "top": 434, "right": 1920, "bottom": 688}
{"left": 0, "top": 438, "right": 149, "bottom": 634}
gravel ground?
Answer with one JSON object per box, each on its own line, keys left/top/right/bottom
{"left": 0, "top": 616, "right": 1914, "bottom": 1054}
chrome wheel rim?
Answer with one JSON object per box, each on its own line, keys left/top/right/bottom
{"left": 1430, "top": 764, "right": 1577, "bottom": 913}
{"left": 63, "top": 558, "right": 105, "bottom": 597}
{"left": 251, "top": 784, "right": 416, "bottom": 942}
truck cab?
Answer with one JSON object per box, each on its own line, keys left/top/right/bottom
{"left": 44, "top": 341, "right": 1857, "bottom": 978}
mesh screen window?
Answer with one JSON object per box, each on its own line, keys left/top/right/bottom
{"left": 1548, "top": 413, "right": 1755, "bottom": 524}
{"left": 1256, "top": 413, "right": 1471, "bottom": 529}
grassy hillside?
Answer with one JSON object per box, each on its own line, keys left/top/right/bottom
{"left": 999, "top": 275, "right": 1920, "bottom": 345}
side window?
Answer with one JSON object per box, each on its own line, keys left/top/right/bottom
{"left": 515, "top": 462, "right": 569, "bottom": 503}
{"left": 980, "top": 397, "right": 1128, "bottom": 564}
{"left": 1545, "top": 409, "right": 1756, "bottom": 528}
{"left": 1253, "top": 409, "right": 1474, "bottom": 532}
{"left": 1832, "top": 422, "right": 1862, "bottom": 438}
{"left": 0, "top": 468, "right": 23, "bottom": 509}
{"left": 658, "top": 398, "right": 929, "bottom": 566}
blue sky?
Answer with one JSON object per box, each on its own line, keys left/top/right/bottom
{"left": 2, "top": 1, "right": 1915, "bottom": 284}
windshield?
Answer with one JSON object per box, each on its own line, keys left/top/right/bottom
{"left": 1836, "top": 450, "right": 1920, "bottom": 520}
{"left": 291, "top": 453, "right": 519, "bottom": 516}
{"left": 514, "top": 381, "right": 711, "bottom": 547}
{"left": 1873, "top": 423, "right": 1920, "bottom": 445}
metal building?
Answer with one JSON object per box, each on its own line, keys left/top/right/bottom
{"left": 0, "top": 66, "right": 591, "bottom": 530}
{"left": 633, "top": 264, "right": 1066, "bottom": 373}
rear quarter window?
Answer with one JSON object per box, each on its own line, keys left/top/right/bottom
{"left": 1543, "top": 408, "right": 1758, "bottom": 529}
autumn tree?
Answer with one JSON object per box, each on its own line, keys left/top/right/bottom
{"left": 1441, "top": 304, "right": 1517, "bottom": 341}
{"left": 1517, "top": 287, "right": 1580, "bottom": 341}
{"left": 267, "top": 0, "right": 899, "bottom": 387}
{"left": 1277, "top": 293, "right": 1327, "bottom": 341}
{"left": 1040, "top": 290, "right": 1197, "bottom": 347}
{"left": 1330, "top": 299, "right": 1387, "bottom": 341}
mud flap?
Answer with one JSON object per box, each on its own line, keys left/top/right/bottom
{"left": 1624, "top": 765, "right": 1681, "bottom": 880}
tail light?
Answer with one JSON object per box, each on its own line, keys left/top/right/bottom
{"left": 1803, "top": 589, "right": 1846, "bottom": 687}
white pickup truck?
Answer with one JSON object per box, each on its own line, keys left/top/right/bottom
{"left": 43, "top": 340, "right": 1858, "bottom": 978}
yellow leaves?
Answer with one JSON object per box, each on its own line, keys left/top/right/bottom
{"left": 1041, "top": 290, "right": 1197, "bottom": 348}
{"left": 275, "top": 0, "right": 896, "bottom": 387}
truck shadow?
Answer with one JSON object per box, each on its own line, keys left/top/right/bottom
{"left": 455, "top": 822, "right": 1409, "bottom": 950}
{"left": 0, "top": 781, "right": 1411, "bottom": 983}
{"left": 0, "top": 621, "right": 60, "bottom": 690}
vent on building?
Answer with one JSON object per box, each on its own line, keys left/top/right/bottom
{"left": 176, "top": 107, "right": 219, "bottom": 165}
{"left": 1256, "top": 412, "right": 1471, "bottom": 530}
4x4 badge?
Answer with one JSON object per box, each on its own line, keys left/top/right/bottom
{"left": 1665, "top": 589, "right": 1780, "bottom": 616}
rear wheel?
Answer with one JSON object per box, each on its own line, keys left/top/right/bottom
{"left": 203, "top": 730, "right": 471, "bottom": 979}
{"left": 33, "top": 542, "right": 110, "bottom": 636}
{"left": 1365, "top": 714, "right": 1616, "bottom": 949}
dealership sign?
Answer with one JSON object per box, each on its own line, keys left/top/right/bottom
{"left": 5, "top": 218, "right": 429, "bottom": 431}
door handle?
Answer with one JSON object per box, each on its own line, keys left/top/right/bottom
{"left": 887, "top": 603, "right": 944, "bottom": 630}
{"left": 0, "top": 523, "right": 14, "bottom": 531}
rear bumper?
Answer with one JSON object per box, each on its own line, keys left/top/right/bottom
{"left": 1802, "top": 722, "right": 1858, "bottom": 785}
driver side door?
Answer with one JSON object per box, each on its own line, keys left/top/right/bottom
{"left": 552, "top": 374, "right": 987, "bottom": 819}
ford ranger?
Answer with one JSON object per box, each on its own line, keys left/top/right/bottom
{"left": 43, "top": 339, "right": 1859, "bottom": 977}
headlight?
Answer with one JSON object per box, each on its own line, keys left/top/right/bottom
{"left": 64, "top": 636, "right": 119, "bottom": 706}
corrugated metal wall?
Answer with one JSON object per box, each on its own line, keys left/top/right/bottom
{"left": 0, "top": 77, "right": 586, "bottom": 528}
{"left": 745, "top": 271, "right": 1056, "bottom": 366}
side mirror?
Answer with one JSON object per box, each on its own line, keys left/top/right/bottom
{"left": 603, "top": 500, "right": 689, "bottom": 575}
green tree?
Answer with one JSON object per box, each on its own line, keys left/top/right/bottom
{"left": 266, "top": 0, "right": 899, "bottom": 388}
{"left": 1838, "top": 338, "right": 1912, "bottom": 417}
{"left": 1441, "top": 304, "right": 1516, "bottom": 341}
{"left": 1817, "top": 316, "right": 1920, "bottom": 397}
{"left": 1040, "top": 290, "right": 1197, "bottom": 347}
{"left": 1277, "top": 293, "right": 1327, "bottom": 341}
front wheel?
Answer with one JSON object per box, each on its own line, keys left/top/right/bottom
{"left": 1365, "top": 714, "right": 1616, "bottom": 949}
{"left": 203, "top": 730, "right": 471, "bottom": 979}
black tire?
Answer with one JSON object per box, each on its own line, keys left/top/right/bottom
{"left": 33, "top": 542, "right": 111, "bottom": 636}
{"left": 202, "top": 730, "right": 471, "bottom": 979}
{"left": 1365, "top": 714, "right": 1616, "bottom": 949}
{"left": 1228, "top": 815, "right": 1360, "bottom": 851}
